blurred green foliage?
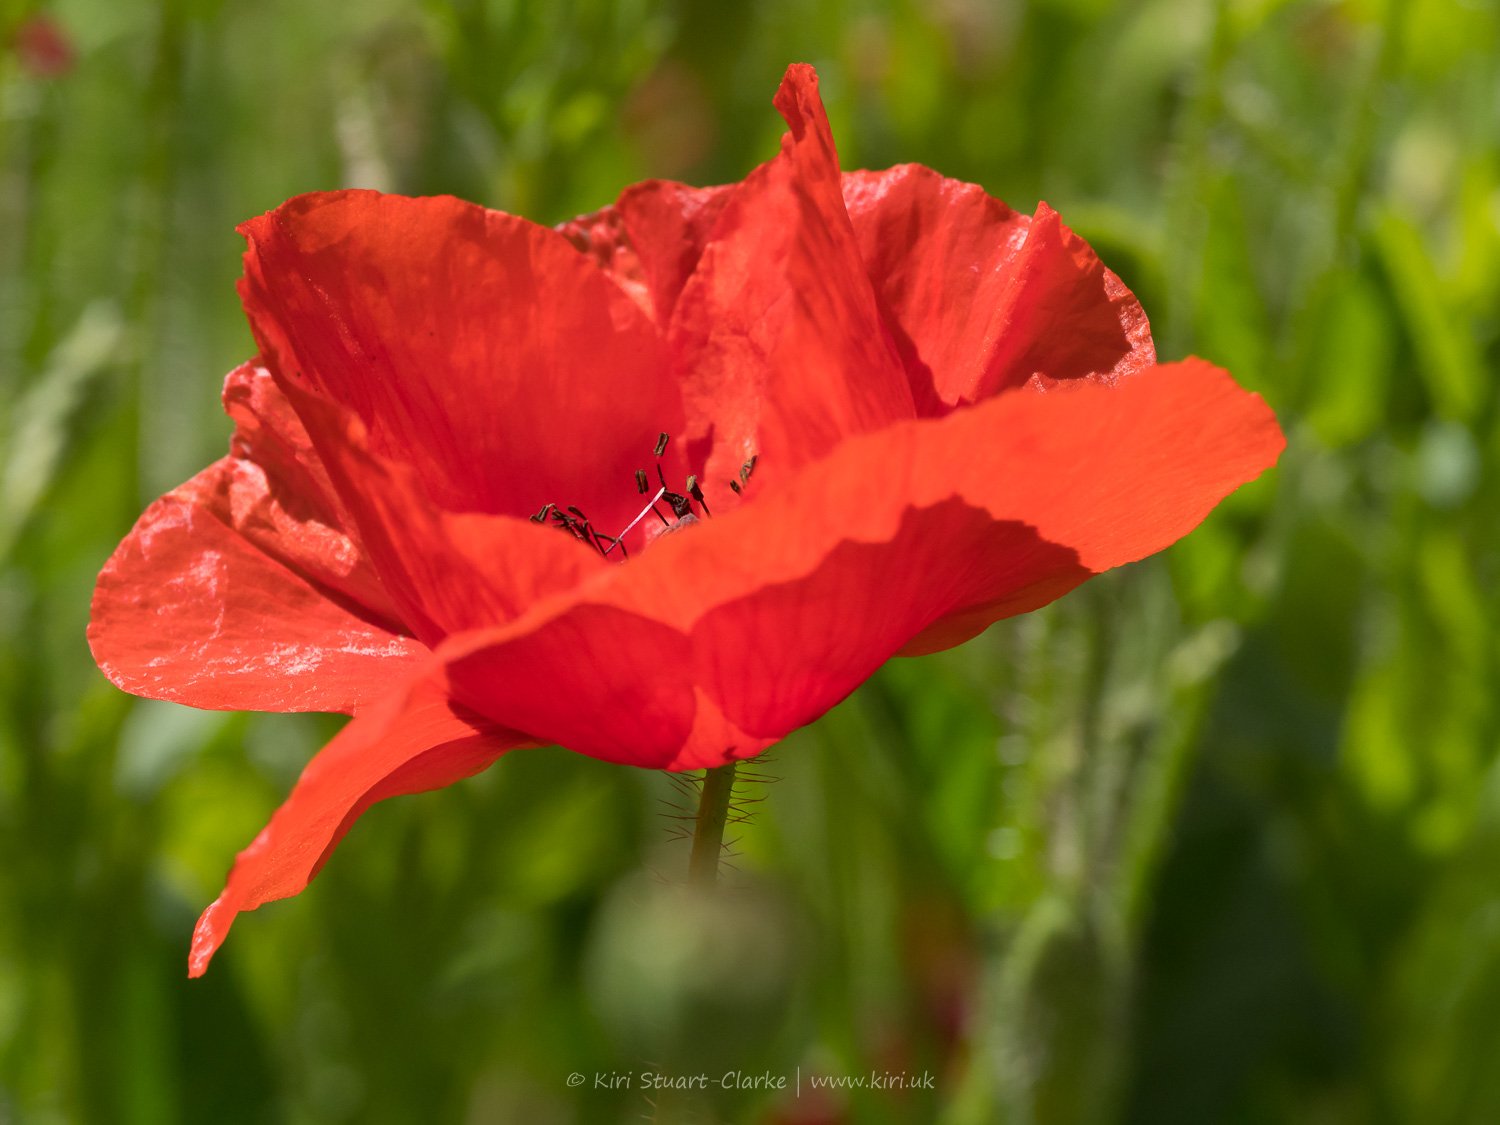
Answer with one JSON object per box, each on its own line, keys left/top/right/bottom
{"left": 1, "top": 0, "right": 1497, "bottom": 1121}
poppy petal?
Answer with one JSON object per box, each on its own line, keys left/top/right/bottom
{"left": 188, "top": 674, "right": 528, "bottom": 976}
{"left": 89, "top": 363, "right": 421, "bottom": 714}
{"left": 439, "top": 359, "right": 1282, "bottom": 769}
{"left": 556, "top": 179, "right": 734, "bottom": 327}
{"left": 973, "top": 203, "right": 1156, "bottom": 398}
{"left": 218, "top": 361, "right": 400, "bottom": 621}
{"left": 843, "top": 166, "right": 1155, "bottom": 410}
{"left": 238, "top": 190, "right": 683, "bottom": 533}
{"left": 668, "top": 64, "right": 915, "bottom": 495}
{"left": 685, "top": 505, "right": 1085, "bottom": 745}
{"left": 276, "top": 379, "right": 613, "bottom": 642}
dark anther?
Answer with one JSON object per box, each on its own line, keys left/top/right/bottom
{"left": 726, "top": 454, "right": 758, "bottom": 497}
{"left": 540, "top": 502, "right": 632, "bottom": 561}
{"left": 635, "top": 469, "right": 649, "bottom": 494}
{"left": 655, "top": 464, "right": 694, "bottom": 520}
{"left": 648, "top": 465, "right": 687, "bottom": 522}
{"left": 686, "top": 474, "right": 710, "bottom": 516}
{"left": 654, "top": 432, "right": 670, "bottom": 457}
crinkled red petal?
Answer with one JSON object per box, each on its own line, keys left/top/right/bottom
{"left": 218, "top": 361, "right": 401, "bottom": 620}
{"left": 276, "top": 379, "right": 613, "bottom": 642}
{"left": 667, "top": 64, "right": 916, "bottom": 500}
{"left": 188, "top": 674, "right": 529, "bottom": 976}
{"left": 437, "top": 359, "right": 1284, "bottom": 770}
{"left": 556, "top": 179, "right": 734, "bottom": 328}
{"left": 843, "top": 166, "right": 1155, "bottom": 410}
{"left": 88, "top": 363, "right": 420, "bottom": 714}
{"left": 238, "top": 190, "right": 683, "bottom": 535}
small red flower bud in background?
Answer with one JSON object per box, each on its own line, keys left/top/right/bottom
{"left": 10, "top": 13, "right": 74, "bottom": 78}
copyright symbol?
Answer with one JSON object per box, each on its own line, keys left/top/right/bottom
{"left": 567, "top": 1073, "right": 585, "bottom": 1088}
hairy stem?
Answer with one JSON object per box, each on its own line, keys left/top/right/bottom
{"left": 688, "top": 762, "right": 737, "bottom": 885}
{"left": 648, "top": 763, "right": 740, "bottom": 1125}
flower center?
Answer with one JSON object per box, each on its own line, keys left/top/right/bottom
{"left": 529, "top": 433, "right": 755, "bottom": 562}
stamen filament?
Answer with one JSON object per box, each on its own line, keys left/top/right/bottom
{"left": 604, "top": 485, "right": 668, "bottom": 555}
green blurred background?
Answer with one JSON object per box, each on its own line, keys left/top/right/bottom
{"left": 2, "top": 0, "right": 1496, "bottom": 1121}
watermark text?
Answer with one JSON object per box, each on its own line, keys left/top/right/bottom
{"left": 564, "top": 1068, "right": 935, "bottom": 1096}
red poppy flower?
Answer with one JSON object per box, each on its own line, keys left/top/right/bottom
{"left": 89, "top": 64, "right": 1283, "bottom": 976}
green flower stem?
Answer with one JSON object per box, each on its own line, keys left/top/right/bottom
{"left": 688, "top": 762, "right": 738, "bottom": 885}
{"left": 648, "top": 763, "right": 740, "bottom": 1125}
